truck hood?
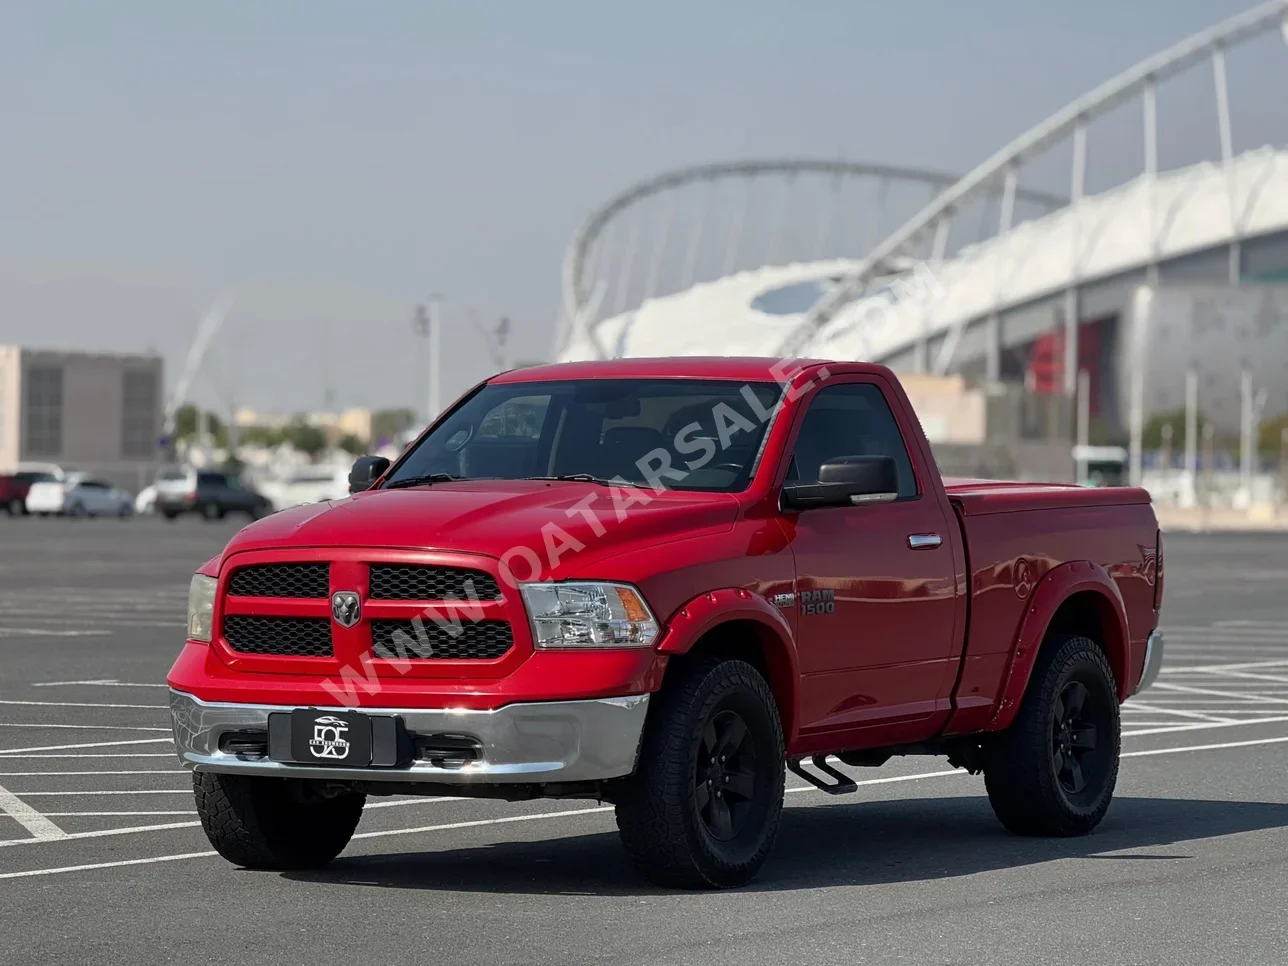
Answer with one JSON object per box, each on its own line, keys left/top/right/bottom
{"left": 222, "top": 480, "right": 740, "bottom": 578}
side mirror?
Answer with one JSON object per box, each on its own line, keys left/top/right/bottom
{"left": 348, "top": 455, "right": 391, "bottom": 494}
{"left": 780, "top": 455, "right": 899, "bottom": 511}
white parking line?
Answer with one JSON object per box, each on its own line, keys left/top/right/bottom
{"left": 1123, "top": 714, "right": 1288, "bottom": 737}
{"left": 19, "top": 790, "right": 192, "bottom": 796}
{"left": 1123, "top": 700, "right": 1233, "bottom": 724}
{"left": 38, "top": 799, "right": 451, "bottom": 819}
{"left": 43, "top": 811, "right": 193, "bottom": 817}
{"left": 0, "top": 770, "right": 184, "bottom": 777}
{"left": 1151, "top": 682, "right": 1288, "bottom": 704}
{"left": 33, "top": 681, "right": 168, "bottom": 689}
{"left": 0, "top": 850, "right": 218, "bottom": 880}
{"left": 1123, "top": 735, "right": 1288, "bottom": 757}
{"left": 0, "top": 723, "right": 170, "bottom": 732}
{"left": 0, "top": 738, "right": 171, "bottom": 756}
{"left": 0, "top": 782, "right": 66, "bottom": 842}
{"left": 0, "top": 629, "right": 112, "bottom": 637}
{"left": 1164, "top": 664, "right": 1288, "bottom": 674}
{"left": 0, "top": 700, "right": 165, "bottom": 710}
{"left": 0, "top": 754, "right": 174, "bottom": 760}
{"left": 4, "top": 731, "right": 1288, "bottom": 880}
{"left": 0, "top": 821, "right": 200, "bottom": 850}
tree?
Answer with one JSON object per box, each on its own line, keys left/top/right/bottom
{"left": 1260, "top": 413, "right": 1288, "bottom": 457}
{"left": 172, "top": 404, "right": 224, "bottom": 441}
{"left": 337, "top": 433, "right": 367, "bottom": 456}
{"left": 1141, "top": 408, "right": 1215, "bottom": 451}
{"left": 238, "top": 425, "right": 285, "bottom": 448}
{"left": 281, "top": 420, "right": 328, "bottom": 460}
{"left": 371, "top": 408, "right": 418, "bottom": 445}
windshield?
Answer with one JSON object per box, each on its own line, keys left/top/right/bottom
{"left": 387, "top": 378, "right": 783, "bottom": 492}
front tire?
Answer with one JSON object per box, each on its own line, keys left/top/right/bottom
{"left": 615, "top": 657, "right": 785, "bottom": 889}
{"left": 193, "top": 772, "right": 365, "bottom": 870}
{"left": 5, "top": 497, "right": 23, "bottom": 516}
{"left": 983, "top": 634, "right": 1120, "bottom": 837}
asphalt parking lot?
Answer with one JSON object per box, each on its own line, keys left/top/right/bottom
{"left": 2, "top": 517, "right": 1287, "bottom": 965}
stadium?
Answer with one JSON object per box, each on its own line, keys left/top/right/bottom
{"left": 555, "top": 2, "right": 1288, "bottom": 480}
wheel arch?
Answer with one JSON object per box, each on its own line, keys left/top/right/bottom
{"left": 655, "top": 589, "right": 801, "bottom": 745}
{"left": 987, "top": 561, "right": 1131, "bottom": 731}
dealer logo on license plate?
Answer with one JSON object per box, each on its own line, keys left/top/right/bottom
{"left": 308, "top": 715, "right": 352, "bottom": 760}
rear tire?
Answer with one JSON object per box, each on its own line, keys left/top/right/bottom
{"left": 201, "top": 503, "right": 223, "bottom": 521}
{"left": 615, "top": 657, "right": 785, "bottom": 889}
{"left": 983, "top": 634, "right": 1120, "bottom": 837}
{"left": 162, "top": 510, "right": 179, "bottom": 521}
{"left": 193, "top": 772, "right": 365, "bottom": 870}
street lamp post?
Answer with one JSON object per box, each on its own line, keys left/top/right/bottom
{"left": 428, "top": 295, "right": 443, "bottom": 422}
{"left": 412, "top": 305, "right": 429, "bottom": 426}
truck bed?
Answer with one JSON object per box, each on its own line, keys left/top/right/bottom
{"left": 943, "top": 478, "right": 1153, "bottom": 515}
{"left": 941, "top": 478, "right": 1160, "bottom": 735}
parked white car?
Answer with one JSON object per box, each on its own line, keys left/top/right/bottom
{"left": 25, "top": 473, "right": 134, "bottom": 517}
{"left": 259, "top": 464, "right": 350, "bottom": 511}
{"left": 134, "top": 484, "right": 158, "bottom": 515}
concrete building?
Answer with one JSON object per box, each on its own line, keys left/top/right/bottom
{"left": 0, "top": 346, "right": 165, "bottom": 490}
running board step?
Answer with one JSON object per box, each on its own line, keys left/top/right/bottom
{"left": 787, "top": 755, "right": 858, "bottom": 795}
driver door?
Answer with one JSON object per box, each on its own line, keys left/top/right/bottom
{"left": 783, "top": 378, "right": 961, "bottom": 739}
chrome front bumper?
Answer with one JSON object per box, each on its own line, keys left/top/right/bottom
{"left": 169, "top": 689, "right": 649, "bottom": 785}
{"left": 1134, "top": 629, "right": 1165, "bottom": 695}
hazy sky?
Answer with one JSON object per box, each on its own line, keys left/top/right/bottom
{"left": 1, "top": 1, "right": 1283, "bottom": 415}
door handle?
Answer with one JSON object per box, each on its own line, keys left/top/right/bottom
{"left": 908, "top": 533, "right": 942, "bottom": 550}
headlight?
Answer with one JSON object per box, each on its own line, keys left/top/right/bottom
{"left": 520, "top": 581, "right": 659, "bottom": 649}
{"left": 187, "top": 574, "right": 217, "bottom": 642}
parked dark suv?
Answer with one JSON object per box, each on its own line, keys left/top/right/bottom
{"left": 155, "top": 468, "right": 272, "bottom": 521}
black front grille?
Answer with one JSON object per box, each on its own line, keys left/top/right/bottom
{"left": 370, "top": 619, "right": 513, "bottom": 660}
{"left": 223, "top": 616, "right": 333, "bottom": 657}
{"left": 228, "top": 563, "right": 329, "bottom": 599}
{"left": 368, "top": 564, "right": 502, "bottom": 601}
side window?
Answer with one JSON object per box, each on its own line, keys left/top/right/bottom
{"left": 475, "top": 395, "right": 551, "bottom": 441}
{"left": 788, "top": 383, "right": 919, "bottom": 498}
{"left": 453, "top": 393, "right": 552, "bottom": 479}
{"left": 197, "top": 472, "right": 226, "bottom": 488}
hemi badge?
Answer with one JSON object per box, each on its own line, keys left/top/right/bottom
{"left": 771, "top": 593, "right": 796, "bottom": 608}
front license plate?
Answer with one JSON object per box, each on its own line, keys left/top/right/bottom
{"left": 286, "top": 709, "right": 373, "bottom": 767}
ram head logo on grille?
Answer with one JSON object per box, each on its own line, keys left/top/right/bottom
{"left": 330, "top": 591, "right": 362, "bottom": 628}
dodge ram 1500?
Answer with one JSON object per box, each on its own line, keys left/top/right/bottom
{"left": 168, "top": 357, "right": 1164, "bottom": 888}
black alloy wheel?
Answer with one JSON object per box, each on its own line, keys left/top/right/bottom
{"left": 695, "top": 709, "right": 758, "bottom": 841}
{"left": 983, "top": 634, "right": 1121, "bottom": 836}
{"left": 615, "top": 656, "right": 785, "bottom": 888}
{"left": 1051, "top": 680, "right": 1100, "bottom": 796}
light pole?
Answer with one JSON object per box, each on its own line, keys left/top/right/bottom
{"left": 412, "top": 305, "right": 429, "bottom": 426}
{"left": 428, "top": 295, "right": 443, "bottom": 421}
{"left": 469, "top": 311, "right": 513, "bottom": 371}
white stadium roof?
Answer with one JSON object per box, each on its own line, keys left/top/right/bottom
{"left": 558, "top": 2, "right": 1288, "bottom": 379}
{"left": 560, "top": 147, "right": 1288, "bottom": 367}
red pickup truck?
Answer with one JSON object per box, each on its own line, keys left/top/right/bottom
{"left": 168, "top": 357, "right": 1164, "bottom": 888}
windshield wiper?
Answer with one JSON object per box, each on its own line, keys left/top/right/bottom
{"left": 525, "top": 474, "right": 646, "bottom": 488}
{"left": 383, "top": 473, "right": 462, "bottom": 489}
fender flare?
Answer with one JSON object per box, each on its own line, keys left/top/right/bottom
{"left": 656, "top": 588, "right": 802, "bottom": 744}
{"left": 987, "top": 560, "right": 1131, "bottom": 731}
